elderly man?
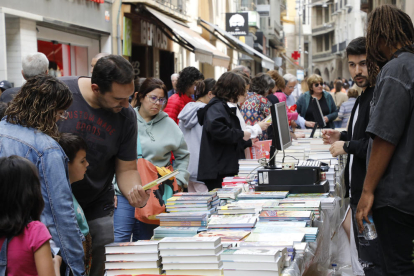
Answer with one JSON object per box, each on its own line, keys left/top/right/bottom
{"left": 168, "top": 73, "right": 179, "bottom": 98}
{"left": 282, "top": 74, "right": 298, "bottom": 107}
{"left": 0, "top": 53, "right": 49, "bottom": 103}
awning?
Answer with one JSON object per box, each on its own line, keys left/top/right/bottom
{"left": 281, "top": 53, "right": 305, "bottom": 70}
{"left": 145, "top": 7, "right": 230, "bottom": 68}
{"left": 198, "top": 18, "right": 275, "bottom": 70}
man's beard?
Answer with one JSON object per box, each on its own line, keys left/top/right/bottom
{"left": 353, "top": 75, "right": 369, "bottom": 88}
{"left": 96, "top": 96, "right": 123, "bottom": 113}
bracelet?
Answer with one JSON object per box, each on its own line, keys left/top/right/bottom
{"left": 138, "top": 202, "right": 147, "bottom": 209}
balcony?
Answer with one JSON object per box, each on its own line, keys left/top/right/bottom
{"left": 312, "top": 22, "right": 335, "bottom": 36}
{"left": 257, "top": 4, "right": 270, "bottom": 16}
{"left": 339, "top": 40, "right": 348, "bottom": 51}
{"left": 332, "top": 44, "right": 337, "bottom": 53}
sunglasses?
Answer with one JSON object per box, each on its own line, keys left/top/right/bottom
{"left": 314, "top": 83, "right": 324, "bottom": 87}
{"left": 147, "top": 95, "right": 167, "bottom": 105}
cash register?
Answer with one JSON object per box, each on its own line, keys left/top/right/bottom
{"left": 256, "top": 101, "right": 329, "bottom": 193}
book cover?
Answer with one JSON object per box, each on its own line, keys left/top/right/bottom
{"left": 195, "top": 230, "right": 251, "bottom": 241}
{"left": 244, "top": 233, "right": 305, "bottom": 243}
{"left": 259, "top": 210, "right": 312, "bottom": 219}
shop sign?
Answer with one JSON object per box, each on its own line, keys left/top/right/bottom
{"left": 141, "top": 20, "right": 168, "bottom": 50}
{"left": 226, "top": 13, "right": 248, "bottom": 36}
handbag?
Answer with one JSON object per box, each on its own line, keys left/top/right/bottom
{"left": 134, "top": 133, "right": 179, "bottom": 225}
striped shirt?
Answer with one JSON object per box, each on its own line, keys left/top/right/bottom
{"left": 338, "top": 97, "right": 357, "bottom": 128}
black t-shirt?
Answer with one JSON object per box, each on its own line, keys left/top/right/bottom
{"left": 58, "top": 77, "right": 138, "bottom": 220}
{"left": 304, "top": 96, "right": 329, "bottom": 128}
{"left": 366, "top": 51, "right": 414, "bottom": 215}
{"left": 0, "top": 87, "right": 20, "bottom": 103}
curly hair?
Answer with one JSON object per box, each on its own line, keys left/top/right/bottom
{"left": 266, "top": 70, "right": 285, "bottom": 90}
{"left": 134, "top": 78, "right": 167, "bottom": 108}
{"left": 5, "top": 75, "right": 73, "bottom": 140}
{"left": 176, "top": 66, "right": 204, "bottom": 96}
{"left": 250, "top": 73, "right": 275, "bottom": 96}
{"left": 366, "top": 5, "right": 414, "bottom": 84}
{"left": 212, "top": 72, "right": 246, "bottom": 103}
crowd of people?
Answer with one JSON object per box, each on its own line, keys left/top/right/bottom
{"left": 0, "top": 4, "right": 414, "bottom": 276}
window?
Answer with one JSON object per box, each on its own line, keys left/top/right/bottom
{"left": 316, "top": 7, "right": 323, "bottom": 25}
{"left": 324, "top": 33, "right": 330, "bottom": 51}
{"left": 317, "top": 36, "right": 323, "bottom": 52}
{"left": 340, "top": 0, "right": 343, "bottom": 9}
{"left": 324, "top": 7, "right": 329, "bottom": 23}
{"left": 303, "top": 6, "right": 306, "bottom": 25}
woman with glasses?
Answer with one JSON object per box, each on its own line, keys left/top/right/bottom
{"left": 113, "top": 78, "right": 190, "bottom": 241}
{"left": 296, "top": 74, "right": 338, "bottom": 129}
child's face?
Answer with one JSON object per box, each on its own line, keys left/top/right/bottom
{"left": 68, "top": 149, "right": 89, "bottom": 184}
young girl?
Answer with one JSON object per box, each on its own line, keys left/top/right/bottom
{"left": 0, "top": 155, "right": 55, "bottom": 276}
{"left": 197, "top": 72, "right": 252, "bottom": 190}
{"left": 178, "top": 79, "right": 216, "bottom": 193}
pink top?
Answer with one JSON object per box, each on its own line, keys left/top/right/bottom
{"left": 0, "top": 221, "right": 52, "bottom": 276}
{"left": 274, "top": 92, "right": 299, "bottom": 121}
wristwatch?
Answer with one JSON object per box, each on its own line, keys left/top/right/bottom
{"left": 343, "top": 141, "right": 350, "bottom": 153}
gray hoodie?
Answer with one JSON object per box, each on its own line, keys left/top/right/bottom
{"left": 178, "top": 102, "right": 206, "bottom": 182}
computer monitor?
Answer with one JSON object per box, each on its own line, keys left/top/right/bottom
{"left": 310, "top": 97, "right": 326, "bottom": 138}
{"left": 267, "top": 102, "right": 292, "bottom": 168}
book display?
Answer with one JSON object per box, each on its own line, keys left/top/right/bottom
{"left": 104, "top": 136, "right": 344, "bottom": 276}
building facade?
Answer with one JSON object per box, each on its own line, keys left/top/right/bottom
{"left": 0, "top": 0, "right": 112, "bottom": 87}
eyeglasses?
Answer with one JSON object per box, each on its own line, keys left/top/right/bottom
{"left": 147, "top": 95, "right": 167, "bottom": 105}
{"left": 314, "top": 82, "right": 324, "bottom": 87}
{"left": 59, "top": 111, "right": 68, "bottom": 120}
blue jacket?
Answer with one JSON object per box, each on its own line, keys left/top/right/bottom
{"left": 0, "top": 120, "right": 85, "bottom": 276}
{"left": 296, "top": 91, "right": 338, "bottom": 128}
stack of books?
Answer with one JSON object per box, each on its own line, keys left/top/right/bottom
{"left": 287, "top": 193, "right": 336, "bottom": 210}
{"left": 104, "top": 241, "right": 161, "bottom": 276}
{"left": 252, "top": 224, "right": 319, "bottom": 242}
{"left": 208, "top": 214, "right": 258, "bottom": 229}
{"left": 262, "top": 200, "right": 321, "bottom": 217}
{"left": 156, "top": 212, "right": 208, "bottom": 227}
{"left": 159, "top": 237, "right": 223, "bottom": 276}
{"left": 152, "top": 226, "right": 206, "bottom": 240}
{"left": 243, "top": 232, "right": 305, "bottom": 244}
{"left": 213, "top": 187, "right": 243, "bottom": 204}
{"left": 237, "top": 242, "right": 293, "bottom": 267}
{"left": 259, "top": 210, "right": 314, "bottom": 226}
{"left": 221, "top": 248, "right": 286, "bottom": 276}
{"left": 195, "top": 230, "right": 251, "bottom": 245}
{"left": 238, "top": 191, "right": 289, "bottom": 200}
{"left": 219, "top": 200, "right": 272, "bottom": 215}
{"left": 166, "top": 193, "right": 219, "bottom": 214}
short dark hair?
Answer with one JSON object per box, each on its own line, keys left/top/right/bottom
{"left": 251, "top": 73, "right": 274, "bottom": 96}
{"left": 346, "top": 37, "right": 367, "bottom": 57}
{"left": 195, "top": 78, "right": 216, "bottom": 100}
{"left": 91, "top": 55, "right": 135, "bottom": 94}
{"left": 58, "top": 133, "right": 88, "bottom": 162}
{"left": 212, "top": 72, "right": 246, "bottom": 103}
{"left": 234, "top": 71, "right": 251, "bottom": 86}
{"left": 176, "top": 67, "right": 204, "bottom": 96}
{"left": 0, "top": 102, "right": 7, "bottom": 120}
{"left": 134, "top": 78, "right": 168, "bottom": 108}
{"left": 0, "top": 155, "right": 44, "bottom": 237}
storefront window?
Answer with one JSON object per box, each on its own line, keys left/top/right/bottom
{"left": 37, "top": 40, "right": 88, "bottom": 77}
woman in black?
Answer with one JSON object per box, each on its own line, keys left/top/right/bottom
{"left": 296, "top": 74, "right": 338, "bottom": 129}
{"left": 197, "top": 72, "right": 252, "bottom": 190}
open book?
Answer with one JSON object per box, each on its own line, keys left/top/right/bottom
{"left": 142, "top": 170, "right": 180, "bottom": 190}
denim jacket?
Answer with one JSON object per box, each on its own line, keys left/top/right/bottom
{"left": 0, "top": 120, "right": 85, "bottom": 276}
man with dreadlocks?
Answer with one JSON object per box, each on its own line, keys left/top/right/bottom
{"left": 355, "top": 5, "right": 414, "bottom": 275}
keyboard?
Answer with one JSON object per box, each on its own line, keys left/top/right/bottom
{"left": 296, "top": 160, "right": 321, "bottom": 169}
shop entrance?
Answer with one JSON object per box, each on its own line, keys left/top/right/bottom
{"left": 159, "top": 50, "right": 175, "bottom": 91}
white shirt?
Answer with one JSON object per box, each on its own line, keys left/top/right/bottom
{"left": 227, "top": 102, "right": 262, "bottom": 139}
{"left": 348, "top": 103, "right": 359, "bottom": 197}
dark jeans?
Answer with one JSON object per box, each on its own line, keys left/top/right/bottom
{"left": 373, "top": 206, "right": 414, "bottom": 275}
{"left": 114, "top": 195, "right": 140, "bottom": 242}
{"left": 350, "top": 204, "right": 384, "bottom": 276}
{"left": 88, "top": 212, "right": 114, "bottom": 276}
{"left": 136, "top": 220, "right": 158, "bottom": 240}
